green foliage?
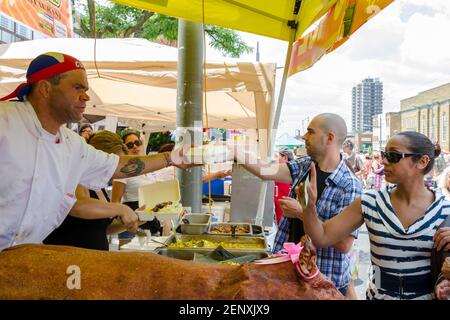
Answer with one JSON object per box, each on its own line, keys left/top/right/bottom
{"left": 141, "top": 13, "right": 179, "bottom": 41}
{"left": 74, "top": 0, "right": 253, "bottom": 57}
{"left": 147, "top": 131, "right": 173, "bottom": 152}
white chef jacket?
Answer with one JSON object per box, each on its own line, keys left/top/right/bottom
{"left": 0, "top": 100, "right": 119, "bottom": 250}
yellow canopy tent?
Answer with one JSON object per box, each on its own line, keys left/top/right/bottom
{"left": 111, "top": 0, "right": 338, "bottom": 42}
{"left": 111, "top": 0, "right": 395, "bottom": 76}
{"left": 111, "top": 0, "right": 396, "bottom": 149}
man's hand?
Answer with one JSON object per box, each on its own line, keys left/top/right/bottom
{"left": 435, "top": 279, "right": 450, "bottom": 300}
{"left": 305, "top": 163, "right": 318, "bottom": 210}
{"left": 278, "top": 197, "right": 303, "bottom": 220}
{"left": 216, "top": 169, "right": 232, "bottom": 179}
{"left": 117, "top": 204, "right": 139, "bottom": 232}
{"left": 433, "top": 227, "right": 450, "bottom": 251}
{"left": 169, "top": 145, "right": 202, "bottom": 169}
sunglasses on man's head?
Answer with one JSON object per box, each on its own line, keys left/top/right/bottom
{"left": 380, "top": 150, "right": 422, "bottom": 163}
{"left": 126, "top": 140, "right": 142, "bottom": 149}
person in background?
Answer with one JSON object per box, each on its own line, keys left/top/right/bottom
{"left": 293, "top": 146, "right": 300, "bottom": 158}
{"left": 301, "top": 131, "right": 450, "bottom": 299}
{"left": 79, "top": 123, "right": 93, "bottom": 142}
{"left": 438, "top": 167, "right": 450, "bottom": 200}
{"left": 44, "top": 131, "right": 143, "bottom": 250}
{"left": 112, "top": 129, "right": 161, "bottom": 239}
{"left": 274, "top": 147, "right": 293, "bottom": 225}
{"left": 154, "top": 143, "right": 177, "bottom": 181}
{"left": 342, "top": 140, "right": 365, "bottom": 179}
{"left": 363, "top": 154, "right": 373, "bottom": 188}
{"left": 371, "top": 153, "right": 384, "bottom": 191}
{"left": 202, "top": 168, "right": 232, "bottom": 183}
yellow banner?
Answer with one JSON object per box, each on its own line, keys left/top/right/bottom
{"left": 0, "top": 0, "right": 72, "bottom": 38}
{"left": 288, "top": 0, "right": 395, "bottom": 76}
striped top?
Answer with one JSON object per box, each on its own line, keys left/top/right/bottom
{"left": 361, "top": 188, "right": 450, "bottom": 300}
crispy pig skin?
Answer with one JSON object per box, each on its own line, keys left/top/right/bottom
{"left": 0, "top": 244, "right": 344, "bottom": 300}
{"left": 443, "top": 257, "right": 450, "bottom": 279}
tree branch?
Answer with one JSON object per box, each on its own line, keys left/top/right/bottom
{"left": 77, "top": 22, "right": 91, "bottom": 38}
{"left": 124, "top": 11, "right": 154, "bottom": 37}
{"left": 205, "top": 28, "right": 227, "bottom": 49}
{"left": 87, "top": 0, "right": 96, "bottom": 37}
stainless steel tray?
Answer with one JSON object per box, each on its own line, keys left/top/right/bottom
{"left": 157, "top": 248, "right": 269, "bottom": 261}
{"left": 180, "top": 214, "right": 211, "bottom": 234}
{"left": 164, "top": 234, "right": 268, "bottom": 252}
{"left": 208, "top": 222, "right": 252, "bottom": 236}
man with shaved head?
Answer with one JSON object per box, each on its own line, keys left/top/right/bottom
{"left": 236, "top": 113, "right": 362, "bottom": 296}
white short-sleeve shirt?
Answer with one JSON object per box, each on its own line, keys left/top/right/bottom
{"left": 0, "top": 101, "right": 119, "bottom": 250}
{"left": 114, "top": 174, "right": 157, "bottom": 203}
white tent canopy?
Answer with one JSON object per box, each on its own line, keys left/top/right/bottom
{"left": 0, "top": 38, "right": 276, "bottom": 132}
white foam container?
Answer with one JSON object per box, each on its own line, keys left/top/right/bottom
{"left": 136, "top": 179, "right": 182, "bottom": 222}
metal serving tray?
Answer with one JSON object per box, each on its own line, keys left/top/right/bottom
{"left": 164, "top": 234, "right": 268, "bottom": 252}
{"left": 157, "top": 248, "right": 269, "bottom": 261}
{"left": 208, "top": 222, "right": 252, "bottom": 236}
{"left": 180, "top": 214, "right": 211, "bottom": 235}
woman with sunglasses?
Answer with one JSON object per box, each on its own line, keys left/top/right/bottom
{"left": 299, "top": 131, "right": 450, "bottom": 299}
{"left": 112, "top": 129, "right": 160, "bottom": 240}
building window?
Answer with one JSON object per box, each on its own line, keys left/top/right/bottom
{"left": 431, "top": 112, "right": 436, "bottom": 140}
{"left": 442, "top": 112, "right": 447, "bottom": 143}
{"left": 0, "top": 14, "right": 13, "bottom": 31}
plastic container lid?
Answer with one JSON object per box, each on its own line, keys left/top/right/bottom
{"left": 138, "top": 179, "right": 181, "bottom": 208}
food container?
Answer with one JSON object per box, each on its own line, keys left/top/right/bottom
{"left": 136, "top": 179, "right": 183, "bottom": 221}
{"left": 164, "top": 234, "right": 268, "bottom": 253}
{"left": 186, "top": 145, "right": 229, "bottom": 164}
{"left": 208, "top": 222, "right": 252, "bottom": 236}
{"left": 157, "top": 248, "right": 269, "bottom": 261}
{"left": 251, "top": 225, "right": 264, "bottom": 236}
{"left": 180, "top": 214, "right": 211, "bottom": 235}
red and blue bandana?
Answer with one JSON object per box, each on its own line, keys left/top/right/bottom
{"left": 0, "top": 52, "right": 85, "bottom": 101}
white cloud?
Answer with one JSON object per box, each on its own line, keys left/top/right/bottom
{"left": 205, "top": 0, "right": 450, "bottom": 138}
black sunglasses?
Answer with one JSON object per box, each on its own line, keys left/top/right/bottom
{"left": 125, "top": 140, "right": 142, "bottom": 149}
{"left": 380, "top": 150, "right": 422, "bottom": 163}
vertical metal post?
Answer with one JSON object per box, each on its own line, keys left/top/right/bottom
{"left": 175, "top": 19, "right": 204, "bottom": 213}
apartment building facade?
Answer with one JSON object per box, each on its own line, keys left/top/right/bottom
{"left": 399, "top": 82, "right": 450, "bottom": 151}
{"left": 352, "top": 78, "right": 383, "bottom": 132}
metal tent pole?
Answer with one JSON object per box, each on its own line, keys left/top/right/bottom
{"left": 176, "top": 19, "right": 204, "bottom": 213}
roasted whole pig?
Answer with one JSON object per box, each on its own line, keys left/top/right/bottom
{"left": 0, "top": 244, "right": 344, "bottom": 300}
{"left": 443, "top": 257, "right": 450, "bottom": 279}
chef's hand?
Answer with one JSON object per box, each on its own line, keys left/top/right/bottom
{"left": 278, "top": 197, "right": 303, "bottom": 220}
{"left": 117, "top": 204, "right": 139, "bottom": 232}
{"left": 433, "top": 227, "right": 450, "bottom": 251}
{"left": 169, "top": 145, "right": 202, "bottom": 169}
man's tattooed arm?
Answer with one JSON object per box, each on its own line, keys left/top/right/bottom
{"left": 119, "top": 157, "right": 145, "bottom": 177}
{"left": 112, "top": 154, "right": 170, "bottom": 179}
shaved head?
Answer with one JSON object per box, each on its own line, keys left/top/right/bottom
{"left": 314, "top": 113, "right": 348, "bottom": 146}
